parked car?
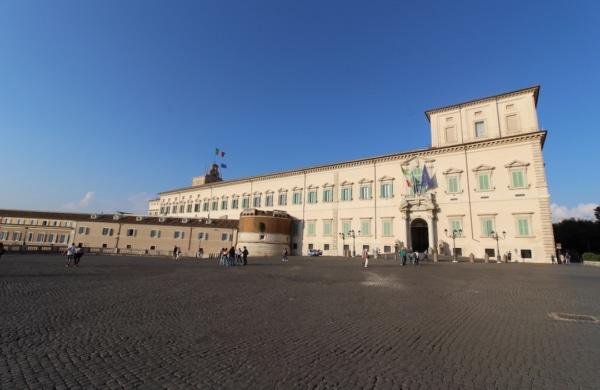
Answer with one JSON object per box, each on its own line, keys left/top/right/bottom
{"left": 308, "top": 249, "right": 322, "bottom": 256}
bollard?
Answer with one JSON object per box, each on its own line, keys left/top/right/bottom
{"left": 469, "top": 253, "right": 475, "bottom": 263}
{"left": 484, "top": 253, "right": 489, "bottom": 263}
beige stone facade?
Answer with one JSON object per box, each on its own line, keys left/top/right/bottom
{"left": 0, "top": 210, "right": 238, "bottom": 258}
{"left": 151, "top": 86, "right": 555, "bottom": 262}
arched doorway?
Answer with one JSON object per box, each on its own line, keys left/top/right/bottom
{"left": 410, "top": 218, "right": 429, "bottom": 252}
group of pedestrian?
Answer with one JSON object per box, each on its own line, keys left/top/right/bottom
{"left": 65, "top": 243, "right": 84, "bottom": 267}
{"left": 398, "top": 247, "right": 425, "bottom": 266}
{"left": 219, "top": 246, "right": 249, "bottom": 266}
{"left": 552, "top": 252, "right": 572, "bottom": 264}
{"left": 172, "top": 246, "right": 182, "bottom": 260}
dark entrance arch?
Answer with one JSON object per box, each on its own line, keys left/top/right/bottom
{"left": 410, "top": 218, "right": 429, "bottom": 252}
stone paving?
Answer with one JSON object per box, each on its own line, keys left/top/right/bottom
{"left": 0, "top": 254, "right": 599, "bottom": 389}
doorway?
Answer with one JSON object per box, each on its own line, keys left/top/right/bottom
{"left": 410, "top": 218, "right": 429, "bottom": 252}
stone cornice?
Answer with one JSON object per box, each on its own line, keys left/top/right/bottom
{"left": 158, "top": 131, "right": 546, "bottom": 197}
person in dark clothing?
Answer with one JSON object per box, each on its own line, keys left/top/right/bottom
{"left": 228, "top": 246, "right": 236, "bottom": 267}
{"left": 0, "top": 243, "right": 5, "bottom": 260}
{"left": 242, "top": 246, "right": 249, "bottom": 266}
{"left": 74, "top": 243, "right": 84, "bottom": 266}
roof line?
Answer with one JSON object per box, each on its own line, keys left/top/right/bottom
{"left": 158, "top": 130, "right": 546, "bottom": 195}
{"left": 424, "top": 85, "right": 540, "bottom": 121}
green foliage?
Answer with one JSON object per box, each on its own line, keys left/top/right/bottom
{"left": 553, "top": 219, "right": 600, "bottom": 258}
{"left": 582, "top": 252, "right": 600, "bottom": 261}
{"left": 595, "top": 206, "right": 600, "bottom": 222}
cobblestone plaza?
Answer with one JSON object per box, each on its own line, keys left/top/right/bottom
{"left": 1, "top": 255, "right": 599, "bottom": 389}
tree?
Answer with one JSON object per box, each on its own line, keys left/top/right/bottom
{"left": 595, "top": 205, "right": 600, "bottom": 222}
{"left": 553, "top": 218, "right": 600, "bottom": 260}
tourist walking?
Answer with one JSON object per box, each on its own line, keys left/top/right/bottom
{"left": 173, "top": 246, "right": 178, "bottom": 260}
{"left": 229, "top": 246, "right": 236, "bottom": 266}
{"left": 236, "top": 247, "right": 243, "bottom": 265}
{"left": 196, "top": 248, "right": 204, "bottom": 259}
{"left": 399, "top": 247, "right": 407, "bottom": 266}
{"left": 362, "top": 248, "right": 369, "bottom": 268}
{"left": 565, "top": 252, "right": 571, "bottom": 264}
{"left": 219, "top": 248, "right": 226, "bottom": 266}
{"left": 0, "top": 243, "right": 5, "bottom": 260}
{"left": 74, "top": 243, "right": 84, "bottom": 267}
{"left": 282, "top": 248, "right": 288, "bottom": 262}
{"left": 242, "top": 246, "right": 249, "bottom": 266}
{"left": 65, "top": 243, "right": 76, "bottom": 267}
{"left": 416, "top": 250, "right": 424, "bottom": 265}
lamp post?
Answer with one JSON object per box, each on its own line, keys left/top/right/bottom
{"left": 490, "top": 230, "right": 506, "bottom": 263}
{"left": 338, "top": 232, "right": 346, "bottom": 257}
{"left": 348, "top": 229, "right": 359, "bottom": 257}
{"left": 444, "top": 228, "right": 462, "bottom": 263}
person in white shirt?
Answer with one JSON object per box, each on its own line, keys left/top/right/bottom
{"left": 65, "top": 243, "right": 76, "bottom": 268}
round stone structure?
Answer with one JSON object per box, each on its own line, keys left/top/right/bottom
{"left": 237, "top": 209, "right": 292, "bottom": 256}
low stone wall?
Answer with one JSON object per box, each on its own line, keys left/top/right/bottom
{"left": 584, "top": 261, "right": 600, "bottom": 267}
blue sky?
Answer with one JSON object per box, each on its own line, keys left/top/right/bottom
{"left": 1, "top": 0, "right": 598, "bottom": 220}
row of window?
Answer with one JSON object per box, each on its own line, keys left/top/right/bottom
{"left": 0, "top": 231, "right": 68, "bottom": 244}
{"left": 0, "top": 218, "right": 73, "bottom": 227}
{"left": 160, "top": 165, "right": 530, "bottom": 216}
{"left": 446, "top": 166, "right": 528, "bottom": 194}
{"left": 77, "top": 227, "right": 232, "bottom": 241}
{"left": 159, "top": 182, "right": 395, "bottom": 215}
{"left": 300, "top": 215, "right": 533, "bottom": 239}
{"left": 443, "top": 111, "right": 522, "bottom": 144}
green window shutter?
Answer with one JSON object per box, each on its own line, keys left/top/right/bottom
{"left": 479, "top": 173, "right": 489, "bottom": 190}
{"left": 382, "top": 220, "right": 391, "bottom": 236}
{"left": 518, "top": 218, "right": 529, "bottom": 236}
{"left": 512, "top": 170, "right": 524, "bottom": 188}
{"left": 448, "top": 176, "right": 458, "bottom": 193}
{"left": 451, "top": 220, "right": 461, "bottom": 233}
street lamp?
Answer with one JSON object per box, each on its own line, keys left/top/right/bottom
{"left": 347, "top": 229, "right": 360, "bottom": 257}
{"left": 444, "top": 228, "right": 462, "bottom": 263}
{"left": 490, "top": 230, "right": 506, "bottom": 263}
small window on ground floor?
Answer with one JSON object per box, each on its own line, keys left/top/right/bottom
{"left": 362, "top": 245, "right": 369, "bottom": 252}
{"left": 520, "top": 249, "right": 532, "bottom": 259}
{"left": 485, "top": 248, "right": 495, "bottom": 257}
{"left": 126, "top": 244, "right": 131, "bottom": 249}
{"left": 102, "top": 243, "right": 107, "bottom": 248}
{"left": 150, "top": 245, "right": 156, "bottom": 250}
{"left": 308, "top": 243, "right": 314, "bottom": 250}
{"left": 324, "top": 244, "right": 330, "bottom": 251}
{"left": 383, "top": 246, "right": 391, "bottom": 253}
{"left": 454, "top": 248, "right": 462, "bottom": 256}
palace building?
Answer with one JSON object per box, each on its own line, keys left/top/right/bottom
{"left": 150, "top": 86, "right": 554, "bottom": 262}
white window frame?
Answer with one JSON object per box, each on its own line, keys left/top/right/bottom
{"left": 474, "top": 120, "right": 486, "bottom": 138}
{"left": 323, "top": 187, "right": 333, "bottom": 203}
{"left": 359, "top": 184, "right": 372, "bottom": 200}
{"left": 340, "top": 186, "right": 352, "bottom": 201}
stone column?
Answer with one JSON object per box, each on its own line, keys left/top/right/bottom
{"left": 426, "top": 215, "right": 435, "bottom": 252}
{"left": 405, "top": 214, "right": 411, "bottom": 249}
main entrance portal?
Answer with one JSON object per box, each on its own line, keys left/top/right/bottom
{"left": 410, "top": 218, "right": 429, "bottom": 252}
